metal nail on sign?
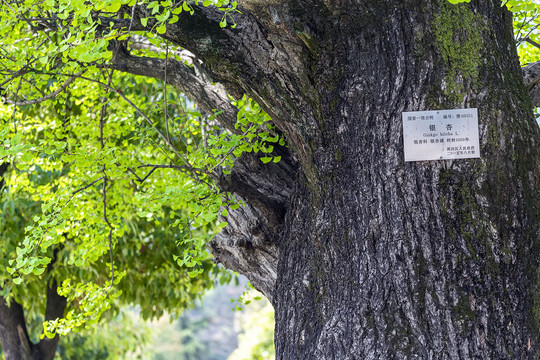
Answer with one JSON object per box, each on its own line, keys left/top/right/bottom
{"left": 402, "top": 108, "right": 481, "bottom": 162}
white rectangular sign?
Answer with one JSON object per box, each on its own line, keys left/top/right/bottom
{"left": 402, "top": 108, "right": 480, "bottom": 162}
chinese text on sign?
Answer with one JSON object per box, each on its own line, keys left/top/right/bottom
{"left": 402, "top": 108, "right": 481, "bottom": 162}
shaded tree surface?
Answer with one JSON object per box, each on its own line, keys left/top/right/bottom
{"left": 2, "top": 0, "right": 540, "bottom": 359}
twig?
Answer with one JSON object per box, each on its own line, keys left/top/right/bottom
{"left": 100, "top": 69, "right": 115, "bottom": 289}
{"left": 103, "top": 177, "right": 114, "bottom": 288}
{"left": 4, "top": 76, "right": 79, "bottom": 106}
{"left": 525, "top": 37, "right": 540, "bottom": 50}
{"left": 131, "top": 164, "right": 217, "bottom": 187}
{"left": 64, "top": 176, "right": 106, "bottom": 206}
{"left": 517, "top": 21, "right": 540, "bottom": 45}
{"left": 32, "top": 175, "right": 106, "bottom": 254}
{"left": 100, "top": 71, "right": 114, "bottom": 148}
{"left": 208, "top": 125, "right": 254, "bottom": 173}
{"left": 0, "top": 0, "right": 16, "bottom": 14}
{"left": 12, "top": 71, "right": 213, "bottom": 187}
{"left": 136, "top": 163, "right": 210, "bottom": 175}
{"left": 127, "top": 166, "right": 158, "bottom": 184}
{"left": 22, "top": 77, "right": 46, "bottom": 98}
{"left": 127, "top": 3, "right": 137, "bottom": 34}
{"left": 10, "top": 78, "right": 22, "bottom": 132}
{"left": 516, "top": 12, "right": 539, "bottom": 45}
{"left": 62, "top": 90, "right": 71, "bottom": 127}
{"left": 164, "top": 42, "right": 170, "bottom": 142}
{"left": 0, "top": 58, "right": 44, "bottom": 88}
{"left": 5, "top": 69, "right": 186, "bottom": 163}
{"left": 75, "top": 73, "right": 184, "bottom": 160}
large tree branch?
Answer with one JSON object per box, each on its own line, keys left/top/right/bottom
{"left": 130, "top": 4, "right": 314, "bottom": 131}
{"left": 109, "top": 46, "right": 239, "bottom": 133}
{"left": 107, "top": 41, "right": 300, "bottom": 301}
{"left": 105, "top": 4, "right": 317, "bottom": 302}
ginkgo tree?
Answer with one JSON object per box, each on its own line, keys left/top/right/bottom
{"left": 1, "top": 0, "right": 540, "bottom": 359}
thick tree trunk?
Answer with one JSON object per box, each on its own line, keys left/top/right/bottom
{"left": 0, "top": 298, "right": 32, "bottom": 360}
{"left": 215, "top": 1, "right": 538, "bottom": 358}
{"left": 270, "top": 3, "right": 540, "bottom": 359}
{"left": 117, "top": 0, "right": 540, "bottom": 357}
{"left": 33, "top": 278, "right": 67, "bottom": 360}
{"left": 0, "top": 278, "right": 66, "bottom": 360}
{"left": 269, "top": 2, "right": 540, "bottom": 358}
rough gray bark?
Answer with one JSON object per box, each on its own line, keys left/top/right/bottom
{"left": 110, "top": 0, "right": 539, "bottom": 358}
{"left": 210, "top": 146, "right": 296, "bottom": 301}
{"left": 0, "top": 278, "right": 65, "bottom": 360}
{"left": 523, "top": 61, "right": 540, "bottom": 108}
{"left": 0, "top": 298, "right": 32, "bottom": 360}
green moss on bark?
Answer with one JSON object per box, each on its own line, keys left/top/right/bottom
{"left": 453, "top": 294, "right": 476, "bottom": 335}
{"left": 433, "top": 2, "right": 485, "bottom": 104}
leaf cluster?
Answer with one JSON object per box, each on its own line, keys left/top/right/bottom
{"left": 0, "top": 58, "right": 282, "bottom": 340}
